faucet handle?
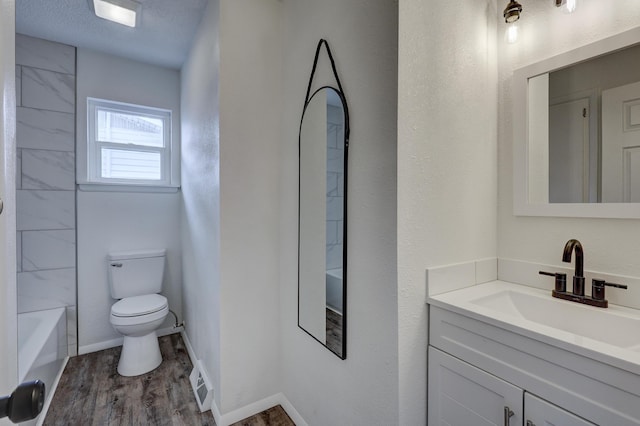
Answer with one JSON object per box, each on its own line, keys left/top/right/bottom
{"left": 539, "top": 271, "right": 567, "bottom": 293}
{"left": 592, "top": 279, "right": 628, "bottom": 301}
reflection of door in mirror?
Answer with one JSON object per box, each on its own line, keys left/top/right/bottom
{"left": 549, "top": 97, "right": 590, "bottom": 203}
{"left": 544, "top": 43, "right": 640, "bottom": 204}
{"left": 602, "top": 82, "right": 640, "bottom": 203}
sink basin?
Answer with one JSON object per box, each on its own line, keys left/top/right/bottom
{"left": 469, "top": 289, "right": 640, "bottom": 350}
{"left": 427, "top": 281, "right": 640, "bottom": 372}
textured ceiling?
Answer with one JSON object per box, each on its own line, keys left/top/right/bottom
{"left": 16, "top": 0, "right": 209, "bottom": 69}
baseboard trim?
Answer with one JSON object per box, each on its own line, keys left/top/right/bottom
{"left": 215, "top": 393, "right": 307, "bottom": 426}
{"left": 180, "top": 330, "right": 306, "bottom": 426}
{"left": 36, "top": 356, "right": 69, "bottom": 426}
{"left": 79, "top": 327, "right": 182, "bottom": 355}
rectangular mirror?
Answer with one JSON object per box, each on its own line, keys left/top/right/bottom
{"left": 513, "top": 27, "right": 640, "bottom": 218}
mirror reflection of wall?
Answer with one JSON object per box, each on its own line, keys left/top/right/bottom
{"left": 299, "top": 86, "right": 347, "bottom": 359}
{"left": 325, "top": 93, "right": 344, "bottom": 355}
{"left": 545, "top": 43, "right": 640, "bottom": 203}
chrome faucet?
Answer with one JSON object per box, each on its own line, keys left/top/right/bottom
{"left": 562, "top": 238, "right": 585, "bottom": 296}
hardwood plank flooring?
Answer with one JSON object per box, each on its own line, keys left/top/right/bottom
{"left": 44, "top": 333, "right": 215, "bottom": 425}
{"left": 326, "top": 308, "right": 343, "bottom": 356}
{"left": 230, "top": 405, "right": 294, "bottom": 426}
{"left": 44, "top": 333, "right": 295, "bottom": 426}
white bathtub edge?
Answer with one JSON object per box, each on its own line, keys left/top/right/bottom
{"left": 35, "top": 355, "right": 68, "bottom": 426}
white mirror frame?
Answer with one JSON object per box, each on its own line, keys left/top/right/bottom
{"left": 514, "top": 26, "right": 640, "bottom": 218}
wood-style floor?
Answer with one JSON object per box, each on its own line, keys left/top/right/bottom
{"left": 326, "top": 308, "right": 343, "bottom": 357}
{"left": 44, "top": 333, "right": 294, "bottom": 426}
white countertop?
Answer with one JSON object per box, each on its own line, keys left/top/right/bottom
{"left": 427, "top": 280, "right": 640, "bottom": 376}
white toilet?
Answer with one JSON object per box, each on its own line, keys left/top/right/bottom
{"left": 108, "top": 249, "right": 169, "bottom": 377}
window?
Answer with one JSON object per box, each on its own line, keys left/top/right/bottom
{"left": 87, "top": 98, "right": 174, "bottom": 187}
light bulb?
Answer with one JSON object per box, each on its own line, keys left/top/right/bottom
{"left": 505, "top": 22, "right": 519, "bottom": 44}
{"left": 562, "top": 0, "right": 577, "bottom": 13}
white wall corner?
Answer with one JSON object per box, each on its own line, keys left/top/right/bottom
{"left": 214, "top": 393, "right": 307, "bottom": 426}
{"left": 475, "top": 258, "right": 498, "bottom": 284}
{"left": 498, "top": 258, "right": 571, "bottom": 290}
{"left": 426, "top": 261, "right": 476, "bottom": 297}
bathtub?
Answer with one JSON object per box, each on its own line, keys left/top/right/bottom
{"left": 326, "top": 268, "right": 343, "bottom": 314}
{"left": 18, "top": 308, "right": 67, "bottom": 425}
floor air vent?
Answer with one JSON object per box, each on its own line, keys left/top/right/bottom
{"left": 189, "top": 360, "right": 213, "bottom": 412}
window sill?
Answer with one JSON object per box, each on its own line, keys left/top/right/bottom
{"left": 78, "top": 183, "right": 180, "bottom": 193}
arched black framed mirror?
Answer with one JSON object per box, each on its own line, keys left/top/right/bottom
{"left": 298, "top": 40, "right": 349, "bottom": 359}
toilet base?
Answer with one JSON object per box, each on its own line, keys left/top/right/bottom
{"left": 118, "top": 332, "right": 162, "bottom": 376}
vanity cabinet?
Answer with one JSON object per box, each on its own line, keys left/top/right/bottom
{"left": 525, "top": 393, "right": 595, "bottom": 426}
{"left": 428, "top": 305, "right": 640, "bottom": 426}
{"left": 429, "top": 347, "right": 596, "bottom": 425}
{"left": 428, "top": 346, "right": 523, "bottom": 425}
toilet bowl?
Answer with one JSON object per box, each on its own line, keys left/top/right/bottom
{"left": 110, "top": 294, "right": 169, "bottom": 376}
{"left": 107, "top": 249, "right": 169, "bottom": 377}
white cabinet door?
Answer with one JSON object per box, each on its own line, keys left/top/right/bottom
{"left": 428, "top": 347, "right": 523, "bottom": 426}
{"left": 525, "top": 393, "right": 596, "bottom": 426}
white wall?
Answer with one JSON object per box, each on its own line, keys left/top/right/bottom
{"left": 76, "top": 49, "right": 182, "bottom": 353}
{"left": 181, "top": 0, "right": 284, "bottom": 417}
{"left": 498, "top": 2, "right": 640, "bottom": 299}
{"left": 180, "top": 0, "right": 222, "bottom": 410}
{"left": 0, "top": 1, "right": 18, "bottom": 399}
{"left": 217, "top": 0, "right": 283, "bottom": 414}
{"left": 280, "top": 1, "right": 399, "bottom": 425}
{"left": 398, "top": 0, "right": 498, "bottom": 423}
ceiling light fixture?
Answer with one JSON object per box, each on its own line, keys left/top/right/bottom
{"left": 503, "top": 0, "right": 523, "bottom": 24}
{"left": 556, "top": 0, "right": 577, "bottom": 14}
{"left": 503, "top": 0, "right": 523, "bottom": 44}
{"left": 93, "top": 0, "right": 140, "bottom": 28}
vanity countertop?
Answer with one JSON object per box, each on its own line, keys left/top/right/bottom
{"left": 427, "top": 280, "right": 640, "bottom": 375}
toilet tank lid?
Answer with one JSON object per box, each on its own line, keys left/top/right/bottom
{"left": 108, "top": 249, "right": 166, "bottom": 261}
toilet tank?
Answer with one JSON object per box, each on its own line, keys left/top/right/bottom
{"left": 108, "top": 249, "right": 166, "bottom": 299}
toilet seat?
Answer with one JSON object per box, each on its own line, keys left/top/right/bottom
{"left": 110, "top": 294, "right": 168, "bottom": 327}
{"left": 112, "top": 294, "right": 168, "bottom": 317}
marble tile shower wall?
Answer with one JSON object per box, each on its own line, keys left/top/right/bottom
{"left": 15, "top": 34, "right": 77, "bottom": 356}
{"left": 326, "top": 105, "right": 344, "bottom": 271}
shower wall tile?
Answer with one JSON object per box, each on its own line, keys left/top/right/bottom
{"left": 17, "top": 107, "right": 75, "bottom": 151}
{"left": 16, "top": 36, "right": 77, "bottom": 359}
{"left": 326, "top": 196, "right": 344, "bottom": 221}
{"left": 326, "top": 244, "right": 343, "bottom": 271}
{"left": 337, "top": 220, "right": 343, "bottom": 244}
{"left": 16, "top": 149, "right": 21, "bottom": 189}
{"left": 327, "top": 124, "right": 338, "bottom": 148}
{"left": 326, "top": 220, "right": 338, "bottom": 245}
{"left": 16, "top": 232, "right": 22, "bottom": 272}
{"left": 22, "top": 149, "right": 75, "bottom": 190}
{"left": 22, "top": 230, "right": 76, "bottom": 271}
{"left": 17, "top": 190, "right": 75, "bottom": 231}
{"left": 327, "top": 172, "right": 338, "bottom": 196}
{"left": 337, "top": 172, "right": 344, "bottom": 197}
{"left": 17, "top": 268, "right": 76, "bottom": 313}
{"left": 66, "top": 306, "right": 77, "bottom": 356}
{"left": 21, "top": 67, "right": 75, "bottom": 113}
{"left": 16, "top": 34, "right": 76, "bottom": 75}
{"left": 327, "top": 147, "right": 344, "bottom": 173}
{"left": 16, "top": 66, "right": 21, "bottom": 107}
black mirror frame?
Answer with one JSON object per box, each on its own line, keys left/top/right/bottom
{"left": 297, "top": 39, "right": 350, "bottom": 359}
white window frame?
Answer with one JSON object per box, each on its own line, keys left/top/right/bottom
{"left": 87, "top": 97, "right": 174, "bottom": 187}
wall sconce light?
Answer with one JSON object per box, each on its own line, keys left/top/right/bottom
{"left": 556, "top": 0, "right": 577, "bottom": 14}
{"left": 503, "top": 0, "right": 523, "bottom": 44}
